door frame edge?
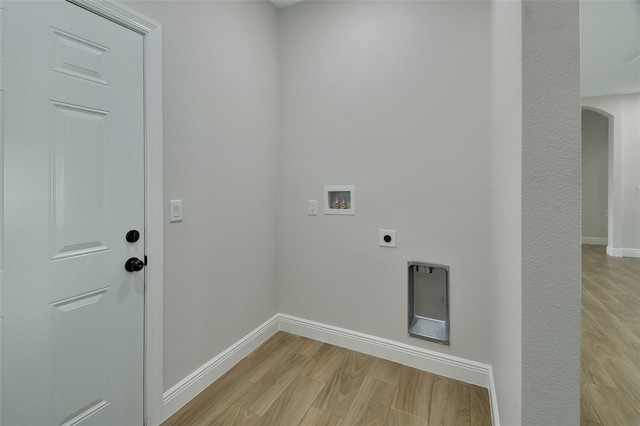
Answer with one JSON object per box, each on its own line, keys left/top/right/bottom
{"left": 65, "top": 1, "right": 165, "bottom": 425}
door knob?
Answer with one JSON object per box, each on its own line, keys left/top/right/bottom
{"left": 126, "top": 230, "right": 140, "bottom": 243}
{"left": 125, "top": 257, "right": 144, "bottom": 272}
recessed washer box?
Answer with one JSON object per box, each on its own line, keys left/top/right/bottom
{"left": 324, "top": 185, "right": 355, "bottom": 215}
{"left": 408, "top": 261, "right": 450, "bottom": 345}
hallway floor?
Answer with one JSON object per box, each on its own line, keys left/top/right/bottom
{"left": 581, "top": 244, "right": 640, "bottom": 425}
{"left": 162, "top": 332, "right": 492, "bottom": 425}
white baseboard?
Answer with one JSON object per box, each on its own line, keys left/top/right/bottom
{"left": 606, "top": 246, "right": 640, "bottom": 258}
{"left": 607, "top": 246, "right": 624, "bottom": 257}
{"left": 277, "top": 314, "right": 492, "bottom": 389}
{"left": 622, "top": 248, "right": 640, "bottom": 258}
{"left": 160, "top": 313, "right": 498, "bottom": 425}
{"left": 582, "top": 237, "right": 607, "bottom": 245}
{"left": 488, "top": 367, "right": 500, "bottom": 426}
{"left": 160, "top": 314, "right": 279, "bottom": 423}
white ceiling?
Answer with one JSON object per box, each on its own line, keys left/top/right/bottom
{"left": 270, "top": 0, "right": 304, "bottom": 8}
{"left": 581, "top": 0, "right": 640, "bottom": 97}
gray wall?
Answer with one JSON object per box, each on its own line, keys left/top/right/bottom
{"left": 123, "top": 1, "right": 280, "bottom": 391}
{"left": 277, "top": 1, "right": 492, "bottom": 364}
{"left": 490, "top": 1, "right": 522, "bottom": 424}
{"left": 120, "top": 3, "right": 584, "bottom": 422}
{"left": 522, "top": 1, "right": 581, "bottom": 424}
{"left": 582, "top": 109, "right": 609, "bottom": 241}
{"left": 621, "top": 94, "right": 640, "bottom": 250}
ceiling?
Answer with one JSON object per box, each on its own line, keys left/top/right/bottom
{"left": 270, "top": 0, "right": 304, "bottom": 8}
{"left": 270, "top": 0, "right": 640, "bottom": 98}
{"left": 581, "top": 0, "right": 640, "bottom": 97}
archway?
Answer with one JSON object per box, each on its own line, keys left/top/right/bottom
{"left": 581, "top": 103, "right": 622, "bottom": 256}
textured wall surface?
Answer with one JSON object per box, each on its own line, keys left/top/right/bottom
{"left": 123, "top": 1, "right": 280, "bottom": 391}
{"left": 522, "top": 1, "right": 581, "bottom": 424}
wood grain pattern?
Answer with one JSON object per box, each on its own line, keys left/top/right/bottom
{"left": 161, "top": 331, "right": 492, "bottom": 426}
{"left": 470, "top": 385, "right": 492, "bottom": 426}
{"left": 393, "top": 366, "right": 435, "bottom": 419}
{"left": 217, "top": 331, "right": 295, "bottom": 385}
{"left": 581, "top": 244, "right": 640, "bottom": 425}
{"left": 244, "top": 333, "right": 306, "bottom": 382}
{"left": 582, "top": 382, "right": 639, "bottom": 425}
{"left": 428, "top": 376, "right": 470, "bottom": 426}
{"left": 300, "top": 343, "right": 348, "bottom": 383}
{"left": 211, "top": 406, "right": 260, "bottom": 426}
{"left": 296, "top": 337, "right": 325, "bottom": 357}
{"left": 162, "top": 379, "right": 253, "bottom": 426}
{"left": 236, "top": 351, "right": 310, "bottom": 415}
{"left": 299, "top": 407, "right": 344, "bottom": 426}
{"left": 581, "top": 382, "right": 603, "bottom": 425}
{"left": 367, "top": 358, "right": 403, "bottom": 385}
{"left": 313, "top": 350, "right": 374, "bottom": 417}
{"left": 258, "top": 375, "right": 324, "bottom": 426}
{"left": 342, "top": 376, "right": 395, "bottom": 425}
{"left": 384, "top": 409, "right": 428, "bottom": 426}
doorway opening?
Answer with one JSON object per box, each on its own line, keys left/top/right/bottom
{"left": 580, "top": 0, "right": 640, "bottom": 422}
{"left": 581, "top": 108, "right": 610, "bottom": 248}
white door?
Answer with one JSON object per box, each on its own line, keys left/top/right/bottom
{"left": 2, "top": 1, "right": 145, "bottom": 424}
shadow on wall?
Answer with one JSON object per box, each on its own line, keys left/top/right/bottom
{"left": 581, "top": 109, "right": 609, "bottom": 246}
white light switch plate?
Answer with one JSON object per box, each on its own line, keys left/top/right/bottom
{"left": 170, "top": 200, "right": 182, "bottom": 222}
{"left": 308, "top": 200, "right": 317, "bottom": 215}
{"left": 379, "top": 230, "right": 397, "bottom": 247}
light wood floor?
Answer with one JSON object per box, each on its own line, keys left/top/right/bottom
{"left": 582, "top": 244, "right": 640, "bottom": 425}
{"left": 162, "top": 332, "right": 492, "bottom": 425}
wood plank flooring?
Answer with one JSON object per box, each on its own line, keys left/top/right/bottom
{"left": 163, "top": 332, "right": 492, "bottom": 425}
{"left": 582, "top": 244, "right": 640, "bottom": 426}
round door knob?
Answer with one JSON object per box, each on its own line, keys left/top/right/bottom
{"left": 126, "top": 230, "right": 140, "bottom": 243}
{"left": 125, "top": 257, "right": 144, "bottom": 272}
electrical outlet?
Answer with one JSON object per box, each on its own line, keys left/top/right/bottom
{"left": 308, "top": 200, "right": 317, "bottom": 215}
{"left": 379, "top": 230, "right": 397, "bottom": 248}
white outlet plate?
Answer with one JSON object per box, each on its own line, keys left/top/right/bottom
{"left": 379, "top": 229, "right": 396, "bottom": 248}
{"left": 170, "top": 200, "right": 182, "bottom": 222}
{"left": 308, "top": 200, "right": 317, "bottom": 215}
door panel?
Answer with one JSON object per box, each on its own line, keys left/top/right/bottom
{"left": 2, "top": 1, "right": 144, "bottom": 425}
{"left": 52, "top": 28, "right": 110, "bottom": 86}
{"left": 51, "top": 101, "right": 110, "bottom": 260}
{"left": 51, "top": 287, "right": 110, "bottom": 426}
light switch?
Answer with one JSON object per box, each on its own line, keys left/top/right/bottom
{"left": 308, "top": 200, "right": 317, "bottom": 215}
{"left": 170, "top": 200, "right": 182, "bottom": 222}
